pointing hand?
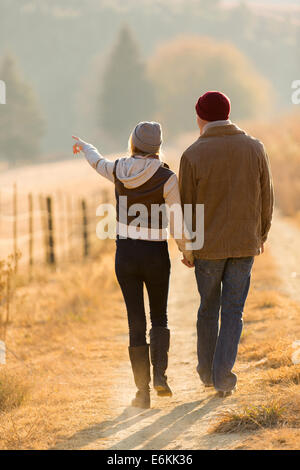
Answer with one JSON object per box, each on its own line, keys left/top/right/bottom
{"left": 72, "top": 135, "right": 84, "bottom": 154}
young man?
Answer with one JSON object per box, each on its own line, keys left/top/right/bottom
{"left": 179, "top": 91, "right": 274, "bottom": 397}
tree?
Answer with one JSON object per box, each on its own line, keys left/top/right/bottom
{"left": 148, "top": 36, "right": 274, "bottom": 137}
{"left": 98, "top": 26, "right": 156, "bottom": 149}
{"left": 0, "top": 53, "right": 45, "bottom": 165}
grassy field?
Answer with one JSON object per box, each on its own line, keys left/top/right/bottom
{"left": 0, "top": 116, "right": 300, "bottom": 449}
{"left": 0, "top": 231, "right": 299, "bottom": 449}
{"left": 211, "top": 249, "right": 300, "bottom": 449}
{"left": 246, "top": 112, "right": 300, "bottom": 218}
{"left": 0, "top": 238, "right": 125, "bottom": 449}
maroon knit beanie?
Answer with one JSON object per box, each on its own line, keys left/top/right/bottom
{"left": 195, "top": 91, "right": 231, "bottom": 122}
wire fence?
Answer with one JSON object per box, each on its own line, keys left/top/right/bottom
{"left": 0, "top": 183, "right": 112, "bottom": 340}
{"left": 0, "top": 184, "right": 112, "bottom": 269}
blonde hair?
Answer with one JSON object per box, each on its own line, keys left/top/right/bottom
{"left": 128, "top": 133, "right": 162, "bottom": 158}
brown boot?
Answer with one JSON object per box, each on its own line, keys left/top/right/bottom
{"left": 150, "top": 327, "right": 172, "bottom": 397}
{"left": 128, "top": 345, "right": 151, "bottom": 409}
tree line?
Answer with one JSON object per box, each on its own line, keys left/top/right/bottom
{"left": 1, "top": 21, "right": 280, "bottom": 164}
{"left": 0, "top": 0, "right": 299, "bottom": 158}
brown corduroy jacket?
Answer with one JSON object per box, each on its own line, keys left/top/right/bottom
{"left": 179, "top": 124, "right": 274, "bottom": 259}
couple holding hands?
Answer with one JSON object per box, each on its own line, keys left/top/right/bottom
{"left": 72, "top": 90, "right": 274, "bottom": 408}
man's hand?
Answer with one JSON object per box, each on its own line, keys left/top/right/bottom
{"left": 260, "top": 243, "right": 265, "bottom": 254}
{"left": 181, "top": 254, "right": 194, "bottom": 268}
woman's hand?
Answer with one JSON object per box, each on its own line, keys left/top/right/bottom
{"left": 72, "top": 135, "right": 84, "bottom": 154}
{"left": 181, "top": 254, "right": 194, "bottom": 268}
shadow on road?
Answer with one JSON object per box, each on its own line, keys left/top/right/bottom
{"left": 50, "top": 407, "right": 160, "bottom": 450}
{"left": 109, "top": 396, "right": 218, "bottom": 450}
{"left": 51, "top": 395, "right": 221, "bottom": 450}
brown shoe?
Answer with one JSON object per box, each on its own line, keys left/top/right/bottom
{"left": 217, "top": 387, "right": 237, "bottom": 398}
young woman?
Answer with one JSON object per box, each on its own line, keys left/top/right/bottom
{"left": 72, "top": 121, "right": 193, "bottom": 409}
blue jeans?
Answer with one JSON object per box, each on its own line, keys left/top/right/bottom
{"left": 194, "top": 257, "right": 254, "bottom": 392}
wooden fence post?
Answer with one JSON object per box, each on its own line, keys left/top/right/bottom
{"left": 56, "top": 191, "right": 66, "bottom": 262}
{"left": 28, "top": 193, "right": 33, "bottom": 277}
{"left": 63, "top": 194, "right": 69, "bottom": 260}
{"left": 67, "top": 196, "right": 73, "bottom": 261}
{"left": 5, "top": 270, "right": 11, "bottom": 338}
{"left": 13, "top": 183, "right": 18, "bottom": 273}
{"left": 39, "top": 195, "right": 48, "bottom": 264}
{"left": 46, "top": 196, "right": 56, "bottom": 265}
{"left": 81, "top": 199, "right": 89, "bottom": 258}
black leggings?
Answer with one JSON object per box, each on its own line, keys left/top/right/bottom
{"left": 115, "top": 237, "right": 171, "bottom": 347}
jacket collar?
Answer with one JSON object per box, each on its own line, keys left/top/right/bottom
{"left": 202, "top": 119, "right": 232, "bottom": 133}
{"left": 200, "top": 123, "right": 246, "bottom": 139}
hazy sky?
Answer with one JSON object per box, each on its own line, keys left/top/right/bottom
{"left": 223, "top": 0, "right": 300, "bottom": 5}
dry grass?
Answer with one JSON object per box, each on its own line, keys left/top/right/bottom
{"left": 236, "top": 388, "right": 300, "bottom": 449}
{"left": 0, "top": 242, "right": 299, "bottom": 449}
{"left": 208, "top": 248, "right": 300, "bottom": 449}
{"left": 244, "top": 112, "right": 300, "bottom": 218}
{"left": 279, "top": 389, "right": 300, "bottom": 428}
{"left": 0, "top": 147, "right": 299, "bottom": 449}
{"left": 0, "top": 370, "right": 30, "bottom": 413}
{"left": 239, "top": 340, "right": 293, "bottom": 368}
{"left": 236, "top": 428, "right": 300, "bottom": 450}
{"left": 211, "top": 401, "right": 285, "bottom": 433}
{"left": 211, "top": 384, "right": 300, "bottom": 439}
{"left": 0, "top": 237, "right": 127, "bottom": 449}
{"left": 265, "top": 366, "right": 300, "bottom": 386}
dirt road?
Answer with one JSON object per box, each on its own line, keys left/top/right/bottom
{"left": 50, "top": 213, "right": 299, "bottom": 450}
{"left": 268, "top": 210, "right": 300, "bottom": 303}
{"left": 53, "top": 255, "right": 245, "bottom": 450}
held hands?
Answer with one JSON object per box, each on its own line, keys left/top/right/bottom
{"left": 182, "top": 245, "right": 265, "bottom": 266}
{"left": 181, "top": 254, "right": 194, "bottom": 268}
{"left": 72, "top": 135, "right": 84, "bottom": 155}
